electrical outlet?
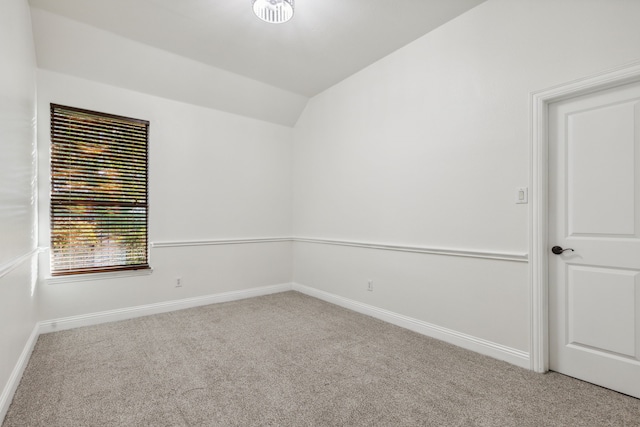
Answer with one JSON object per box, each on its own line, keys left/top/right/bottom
{"left": 175, "top": 277, "right": 182, "bottom": 287}
{"left": 367, "top": 280, "right": 373, "bottom": 292}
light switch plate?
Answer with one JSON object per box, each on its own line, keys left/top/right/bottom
{"left": 516, "top": 187, "right": 528, "bottom": 204}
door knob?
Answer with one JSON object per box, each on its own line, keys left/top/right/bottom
{"left": 551, "top": 246, "right": 574, "bottom": 255}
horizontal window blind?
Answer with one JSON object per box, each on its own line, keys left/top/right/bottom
{"left": 50, "top": 104, "right": 150, "bottom": 276}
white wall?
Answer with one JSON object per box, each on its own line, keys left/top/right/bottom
{"left": 9, "top": 0, "right": 640, "bottom": 399}
{"left": 29, "top": 8, "right": 308, "bottom": 127}
{"left": 292, "top": 0, "right": 640, "bottom": 355}
{"left": 0, "top": 0, "right": 38, "bottom": 416}
{"left": 36, "top": 70, "right": 293, "bottom": 321}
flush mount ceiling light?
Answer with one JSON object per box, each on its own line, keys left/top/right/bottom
{"left": 252, "top": 0, "right": 294, "bottom": 24}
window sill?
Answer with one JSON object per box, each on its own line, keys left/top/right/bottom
{"left": 45, "top": 268, "right": 153, "bottom": 285}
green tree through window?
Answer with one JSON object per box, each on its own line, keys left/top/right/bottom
{"left": 50, "top": 104, "right": 149, "bottom": 276}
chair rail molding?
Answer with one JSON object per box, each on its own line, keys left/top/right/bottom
{"left": 293, "top": 237, "right": 528, "bottom": 263}
{"left": 0, "top": 248, "right": 40, "bottom": 280}
{"left": 150, "top": 237, "right": 292, "bottom": 248}
{"left": 151, "top": 236, "right": 528, "bottom": 262}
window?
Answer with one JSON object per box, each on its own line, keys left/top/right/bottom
{"left": 50, "top": 104, "right": 149, "bottom": 276}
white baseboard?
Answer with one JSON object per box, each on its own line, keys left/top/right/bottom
{"left": 3, "top": 281, "right": 529, "bottom": 424}
{"left": 2, "top": 283, "right": 293, "bottom": 422}
{"left": 292, "top": 283, "right": 530, "bottom": 369}
{"left": 39, "top": 282, "right": 293, "bottom": 334}
{"left": 0, "top": 323, "right": 40, "bottom": 423}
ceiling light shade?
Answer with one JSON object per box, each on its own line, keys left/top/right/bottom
{"left": 252, "top": 0, "right": 294, "bottom": 24}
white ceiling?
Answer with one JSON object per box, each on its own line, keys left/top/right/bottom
{"left": 28, "top": 0, "right": 486, "bottom": 97}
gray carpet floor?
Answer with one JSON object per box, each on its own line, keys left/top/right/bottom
{"left": 3, "top": 291, "right": 640, "bottom": 426}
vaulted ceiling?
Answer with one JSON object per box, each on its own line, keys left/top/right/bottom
{"left": 28, "top": 0, "right": 486, "bottom": 97}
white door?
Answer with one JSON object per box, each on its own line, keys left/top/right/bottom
{"left": 549, "top": 80, "right": 640, "bottom": 398}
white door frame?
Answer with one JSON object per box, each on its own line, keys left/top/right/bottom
{"left": 529, "top": 60, "right": 640, "bottom": 373}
